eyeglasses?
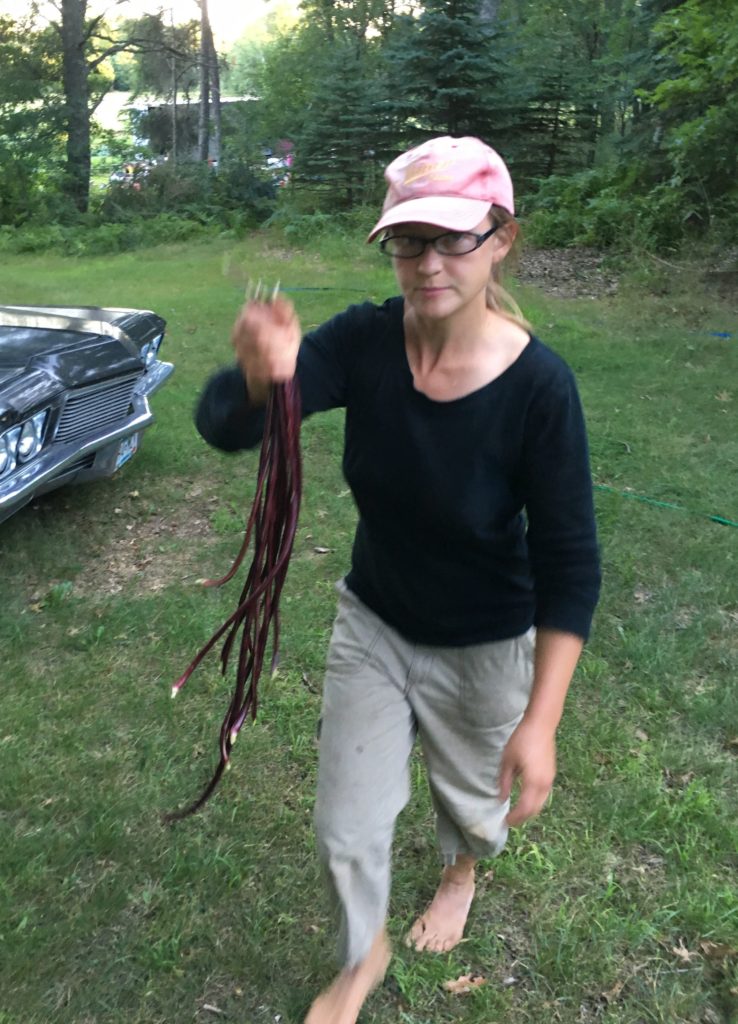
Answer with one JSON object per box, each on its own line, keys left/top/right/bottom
{"left": 379, "top": 226, "right": 498, "bottom": 259}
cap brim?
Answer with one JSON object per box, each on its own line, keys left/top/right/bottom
{"left": 366, "top": 196, "right": 492, "bottom": 243}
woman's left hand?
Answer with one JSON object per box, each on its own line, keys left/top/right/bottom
{"left": 499, "top": 717, "right": 557, "bottom": 827}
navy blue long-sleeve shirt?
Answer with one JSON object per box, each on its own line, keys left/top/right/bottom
{"left": 195, "top": 297, "right": 601, "bottom": 645}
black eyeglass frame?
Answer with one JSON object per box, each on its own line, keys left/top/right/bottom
{"left": 378, "top": 225, "right": 499, "bottom": 259}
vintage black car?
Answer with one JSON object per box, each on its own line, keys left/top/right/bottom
{"left": 0, "top": 304, "right": 173, "bottom": 523}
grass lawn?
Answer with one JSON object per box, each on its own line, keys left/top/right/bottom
{"left": 1, "top": 232, "right": 737, "bottom": 1024}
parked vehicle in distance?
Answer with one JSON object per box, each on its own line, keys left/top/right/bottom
{"left": 0, "top": 304, "right": 173, "bottom": 523}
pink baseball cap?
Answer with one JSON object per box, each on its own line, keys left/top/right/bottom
{"left": 367, "top": 136, "right": 514, "bottom": 243}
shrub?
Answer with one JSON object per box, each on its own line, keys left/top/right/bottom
{"left": 0, "top": 214, "right": 210, "bottom": 257}
{"left": 266, "top": 202, "right": 375, "bottom": 242}
{"left": 524, "top": 166, "right": 738, "bottom": 253}
{"left": 215, "top": 160, "right": 276, "bottom": 217}
{"left": 96, "top": 158, "right": 278, "bottom": 227}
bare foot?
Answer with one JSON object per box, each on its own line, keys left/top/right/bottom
{"left": 406, "top": 856, "right": 476, "bottom": 953}
{"left": 304, "top": 929, "right": 391, "bottom": 1024}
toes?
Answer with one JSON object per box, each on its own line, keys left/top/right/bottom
{"left": 406, "top": 914, "right": 466, "bottom": 954}
{"left": 413, "top": 929, "right": 463, "bottom": 954}
{"left": 412, "top": 927, "right": 441, "bottom": 953}
{"left": 405, "top": 918, "right": 427, "bottom": 948}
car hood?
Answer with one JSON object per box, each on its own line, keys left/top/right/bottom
{"left": 0, "top": 364, "right": 22, "bottom": 387}
{"left": 0, "top": 304, "right": 166, "bottom": 418}
{"left": 0, "top": 324, "right": 137, "bottom": 380}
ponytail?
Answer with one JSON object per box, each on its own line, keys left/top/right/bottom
{"left": 485, "top": 207, "right": 530, "bottom": 331}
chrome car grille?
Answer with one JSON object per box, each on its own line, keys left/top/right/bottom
{"left": 54, "top": 372, "right": 141, "bottom": 444}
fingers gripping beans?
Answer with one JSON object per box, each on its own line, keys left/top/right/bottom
{"left": 166, "top": 378, "right": 302, "bottom": 820}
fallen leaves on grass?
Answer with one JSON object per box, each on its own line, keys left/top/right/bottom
{"left": 700, "top": 940, "right": 738, "bottom": 961}
{"left": 662, "top": 768, "right": 696, "bottom": 790}
{"left": 601, "top": 978, "right": 626, "bottom": 1003}
{"left": 672, "top": 940, "right": 699, "bottom": 963}
{"left": 662, "top": 938, "right": 738, "bottom": 966}
{"left": 443, "top": 973, "right": 486, "bottom": 995}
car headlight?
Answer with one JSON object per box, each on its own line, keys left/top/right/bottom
{"left": 17, "top": 411, "right": 47, "bottom": 462}
{"left": 0, "top": 410, "right": 48, "bottom": 476}
{"left": 0, "top": 426, "right": 20, "bottom": 477}
{"left": 141, "top": 333, "right": 163, "bottom": 368}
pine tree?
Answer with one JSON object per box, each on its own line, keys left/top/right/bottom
{"left": 380, "top": 0, "right": 513, "bottom": 148}
{"left": 293, "top": 40, "right": 387, "bottom": 207}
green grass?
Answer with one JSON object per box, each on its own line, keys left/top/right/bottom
{"left": 1, "top": 233, "right": 737, "bottom": 1024}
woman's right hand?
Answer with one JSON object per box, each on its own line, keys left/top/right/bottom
{"left": 231, "top": 294, "right": 302, "bottom": 406}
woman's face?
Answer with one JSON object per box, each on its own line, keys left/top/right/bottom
{"left": 389, "top": 216, "right": 515, "bottom": 322}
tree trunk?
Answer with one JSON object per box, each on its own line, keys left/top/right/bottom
{"left": 207, "top": 21, "right": 221, "bottom": 164}
{"left": 546, "top": 89, "right": 562, "bottom": 177}
{"left": 170, "top": 8, "right": 178, "bottom": 164}
{"left": 61, "top": 0, "right": 90, "bottom": 213}
{"left": 171, "top": 69, "right": 178, "bottom": 164}
{"left": 197, "top": 0, "right": 210, "bottom": 161}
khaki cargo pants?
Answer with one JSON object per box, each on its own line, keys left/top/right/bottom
{"left": 314, "top": 581, "right": 536, "bottom": 966}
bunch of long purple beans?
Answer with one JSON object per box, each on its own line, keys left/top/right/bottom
{"left": 167, "top": 297, "right": 302, "bottom": 821}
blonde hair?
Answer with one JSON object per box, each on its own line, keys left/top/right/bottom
{"left": 486, "top": 206, "right": 530, "bottom": 330}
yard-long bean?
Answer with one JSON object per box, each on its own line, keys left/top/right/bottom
{"left": 166, "top": 375, "right": 302, "bottom": 820}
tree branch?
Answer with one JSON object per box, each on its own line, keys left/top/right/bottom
{"left": 84, "top": 12, "right": 105, "bottom": 43}
{"left": 86, "top": 32, "right": 198, "bottom": 71}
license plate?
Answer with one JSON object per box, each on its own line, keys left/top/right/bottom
{"left": 114, "top": 433, "right": 139, "bottom": 470}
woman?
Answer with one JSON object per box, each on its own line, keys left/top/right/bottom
{"left": 195, "top": 135, "right": 601, "bottom": 1024}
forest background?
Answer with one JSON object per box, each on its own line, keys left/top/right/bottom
{"left": 0, "top": 0, "right": 736, "bottom": 259}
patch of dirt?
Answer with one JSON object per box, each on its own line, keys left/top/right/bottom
{"left": 36, "top": 482, "right": 228, "bottom": 602}
{"left": 258, "top": 243, "right": 305, "bottom": 262}
{"left": 516, "top": 246, "right": 620, "bottom": 299}
{"left": 515, "top": 243, "right": 738, "bottom": 301}
{"left": 71, "top": 514, "right": 215, "bottom": 599}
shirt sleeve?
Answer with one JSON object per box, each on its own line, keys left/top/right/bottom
{"left": 521, "top": 366, "right": 601, "bottom": 640}
{"left": 194, "top": 366, "right": 266, "bottom": 451}
{"left": 193, "top": 302, "right": 376, "bottom": 452}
